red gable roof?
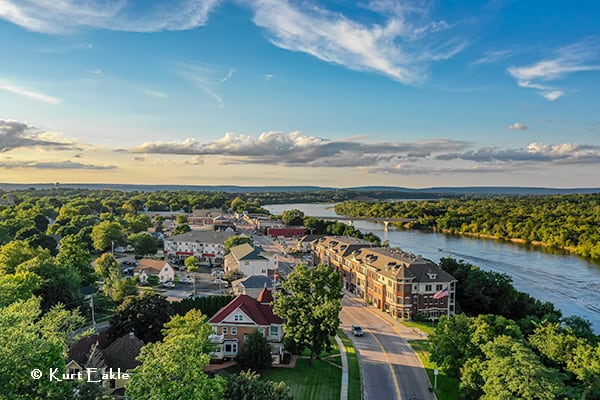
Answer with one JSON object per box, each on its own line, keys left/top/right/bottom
{"left": 257, "top": 287, "right": 274, "bottom": 304}
{"left": 209, "top": 293, "right": 282, "bottom": 326}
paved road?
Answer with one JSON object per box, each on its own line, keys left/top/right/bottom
{"left": 340, "top": 296, "right": 434, "bottom": 400}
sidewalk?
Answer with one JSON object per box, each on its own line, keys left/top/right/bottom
{"left": 335, "top": 335, "right": 349, "bottom": 400}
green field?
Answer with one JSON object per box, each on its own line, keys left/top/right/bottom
{"left": 263, "top": 358, "right": 342, "bottom": 400}
{"left": 408, "top": 339, "right": 459, "bottom": 400}
{"left": 399, "top": 320, "right": 437, "bottom": 336}
{"left": 337, "top": 329, "right": 362, "bottom": 400}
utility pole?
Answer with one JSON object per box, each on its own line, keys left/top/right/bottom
{"left": 111, "top": 240, "right": 114, "bottom": 255}
{"left": 89, "top": 295, "right": 96, "bottom": 332}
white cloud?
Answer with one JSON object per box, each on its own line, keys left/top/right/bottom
{"left": 141, "top": 88, "right": 168, "bottom": 99}
{"left": 221, "top": 68, "right": 235, "bottom": 82}
{"left": 265, "top": 74, "right": 275, "bottom": 81}
{"left": 0, "top": 81, "right": 62, "bottom": 105}
{"left": 124, "top": 130, "right": 470, "bottom": 171}
{"left": 508, "top": 41, "right": 600, "bottom": 100}
{"left": 507, "top": 122, "right": 527, "bottom": 130}
{"left": 175, "top": 62, "right": 231, "bottom": 108}
{"left": 249, "top": 0, "right": 465, "bottom": 84}
{"left": 542, "top": 90, "right": 564, "bottom": 101}
{"left": 0, "top": 0, "right": 220, "bottom": 34}
{"left": 436, "top": 142, "right": 600, "bottom": 164}
{"left": 0, "top": 159, "right": 117, "bottom": 170}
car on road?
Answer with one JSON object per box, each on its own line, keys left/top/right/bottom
{"left": 161, "top": 281, "right": 175, "bottom": 288}
{"left": 351, "top": 325, "right": 363, "bottom": 336}
{"left": 180, "top": 277, "right": 192, "bottom": 284}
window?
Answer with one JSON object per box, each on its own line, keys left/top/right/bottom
{"left": 231, "top": 327, "right": 237, "bottom": 335}
{"left": 436, "top": 284, "right": 443, "bottom": 291}
{"left": 425, "top": 284, "right": 432, "bottom": 292}
{"left": 224, "top": 343, "right": 238, "bottom": 354}
{"left": 258, "top": 327, "right": 265, "bottom": 335}
{"left": 270, "top": 325, "right": 279, "bottom": 336}
{"left": 223, "top": 327, "right": 228, "bottom": 335}
{"left": 234, "top": 314, "right": 243, "bottom": 321}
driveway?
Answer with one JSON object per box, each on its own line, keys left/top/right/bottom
{"left": 340, "top": 295, "right": 434, "bottom": 400}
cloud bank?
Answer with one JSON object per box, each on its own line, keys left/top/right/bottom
{"left": 0, "top": 0, "right": 220, "bottom": 34}
{"left": 0, "top": 119, "right": 81, "bottom": 152}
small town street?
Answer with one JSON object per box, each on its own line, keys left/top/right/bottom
{"left": 340, "top": 295, "right": 434, "bottom": 400}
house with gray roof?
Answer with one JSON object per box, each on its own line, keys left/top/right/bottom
{"left": 231, "top": 275, "right": 274, "bottom": 298}
{"left": 224, "top": 243, "right": 279, "bottom": 277}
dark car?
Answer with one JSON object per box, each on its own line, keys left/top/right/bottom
{"left": 351, "top": 325, "right": 363, "bottom": 336}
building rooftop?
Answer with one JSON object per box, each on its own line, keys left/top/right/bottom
{"left": 209, "top": 293, "right": 282, "bottom": 326}
{"left": 164, "top": 230, "right": 235, "bottom": 243}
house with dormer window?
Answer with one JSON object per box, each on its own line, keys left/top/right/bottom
{"left": 208, "top": 288, "right": 284, "bottom": 364}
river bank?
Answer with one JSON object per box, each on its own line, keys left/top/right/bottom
{"left": 265, "top": 202, "right": 600, "bottom": 332}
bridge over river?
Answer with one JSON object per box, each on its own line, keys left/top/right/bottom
{"left": 310, "top": 215, "right": 417, "bottom": 231}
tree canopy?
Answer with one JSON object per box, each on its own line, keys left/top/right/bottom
{"left": 273, "top": 263, "right": 342, "bottom": 362}
{"left": 126, "top": 309, "right": 224, "bottom": 400}
{"left": 108, "top": 292, "right": 173, "bottom": 343}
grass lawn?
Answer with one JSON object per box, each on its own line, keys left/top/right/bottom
{"left": 300, "top": 337, "right": 340, "bottom": 358}
{"left": 337, "top": 329, "right": 362, "bottom": 400}
{"left": 262, "top": 358, "right": 341, "bottom": 400}
{"left": 408, "top": 339, "right": 459, "bottom": 400}
{"left": 400, "top": 320, "right": 437, "bottom": 336}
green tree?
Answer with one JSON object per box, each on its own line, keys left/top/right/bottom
{"left": 281, "top": 209, "right": 305, "bottom": 226}
{"left": 16, "top": 251, "right": 82, "bottom": 312}
{"left": 173, "top": 224, "right": 191, "bottom": 235}
{"left": 238, "top": 329, "right": 273, "bottom": 372}
{"left": 0, "top": 297, "right": 84, "bottom": 400}
{"left": 146, "top": 275, "right": 160, "bottom": 286}
{"left": 184, "top": 256, "right": 199, "bottom": 270}
{"left": 273, "top": 263, "right": 342, "bottom": 363}
{"left": 222, "top": 269, "right": 244, "bottom": 283}
{"left": 224, "top": 235, "right": 253, "bottom": 254}
{"left": 108, "top": 292, "right": 174, "bottom": 343}
{"left": 126, "top": 309, "right": 224, "bottom": 400}
{"left": 479, "top": 336, "right": 565, "bottom": 399}
{"left": 0, "top": 240, "right": 36, "bottom": 274}
{"left": 91, "top": 221, "right": 125, "bottom": 252}
{"left": 429, "top": 314, "right": 475, "bottom": 377}
{"left": 129, "top": 232, "right": 159, "bottom": 256}
{"left": 0, "top": 271, "right": 42, "bottom": 307}
{"left": 175, "top": 214, "right": 189, "bottom": 225}
{"left": 231, "top": 196, "right": 245, "bottom": 212}
{"left": 94, "top": 253, "right": 120, "bottom": 280}
{"left": 223, "top": 370, "right": 292, "bottom": 400}
{"left": 56, "top": 235, "right": 94, "bottom": 285}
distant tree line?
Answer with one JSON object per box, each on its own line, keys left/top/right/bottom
{"left": 335, "top": 194, "right": 600, "bottom": 259}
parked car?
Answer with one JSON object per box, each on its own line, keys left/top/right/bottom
{"left": 351, "top": 325, "right": 363, "bottom": 336}
{"left": 161, "top": 282, "right": 175, "bottom": 288}
{"left": 180, "top": 277, "right": 192, "bottom": 284}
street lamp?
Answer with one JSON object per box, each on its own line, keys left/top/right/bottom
{"left": 111, "top": 240, "right": 115, "bottom": 255}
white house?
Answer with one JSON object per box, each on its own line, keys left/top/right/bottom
{"left": 163, "top": 230, "right": 235, "bottom": 265}
{"left": 134, "top": 259, "right": 175, "bottom": 284}
{"left": 224, "top": 243, "right": 278, "bottom": 277}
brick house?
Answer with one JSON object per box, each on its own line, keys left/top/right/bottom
{"left": 209, "top": 288, "right": 284, "bottom": 364}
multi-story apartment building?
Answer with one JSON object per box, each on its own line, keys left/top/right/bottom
{"left": 312, "top": 236, "right": 457, "bottom": 321}
{"left": 311, "top": 236, "right": 374, "bottom": 292}
{"left": 163, "top": 230, "right": 235, "bottom": 265}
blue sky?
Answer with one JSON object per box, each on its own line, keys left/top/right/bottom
{"left": 0, "top": 0, "right": 599, "bottom": 187}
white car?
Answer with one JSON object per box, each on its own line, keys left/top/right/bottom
{"left": 180, "top": 277, "right": 192, "bottom": 284}
{"left": 162, "top": 281, "right": 175, "bottom": 288}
